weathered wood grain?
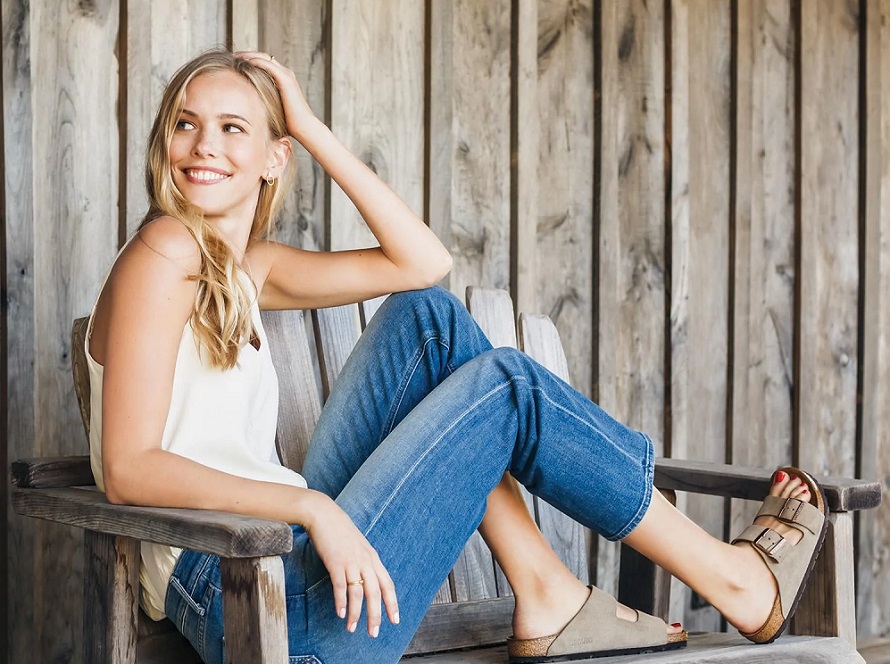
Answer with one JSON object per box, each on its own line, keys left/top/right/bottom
{"left": 2, "top": 0, "right": 36, "bottom": 657}
{"left": 83, "top": 531, "right": 139, "bottom": 664}
{"left": 405, "top": 596, "right": 514, "bottom": 656}
{"left": 329, "top": 0, "right": 423, "bottom": 251}
{"left": 513, "top": 0, "right": 539, "bottom": 316}
{"left": 259, "top": 0, "right": 327, "bottom": 250}
{"left": 31, "top": 1, "right": 121, "bottom": 660}
{"left": 653, "top": 457, "right": 881, "bottom": 512}
{"left": 405, "top": 634, "right": 866, "bottom": 663}
{"left": 730, "top": 0, "right": 796, "bottom": 545}
{"left": 597, "top": 0, "right": 667, "bottom": 600}
{"left": 668, "top": 0, "right": 731, "bottom": 632}
{"left": 230, "top": 0, "right": 258, "bottom": 51}
{"left": 262, "top": 309, "right": 322, "bottom": 472}
{"left": 858, "top": 0, "right": 890, "bottom": 640}
{"left": 220, "top": 556, "right": 288, "bottom": 664}
{"left": 518, "top": 312, "right": 591, "bottom": 585}
{"left": 11, "top": 456, "right": 94, "bottom": 489}
{"left": 428, "top": 0, "right": 511, "bottom": 298}
{"left": 312, "top": 304, "right": 362, "bottom": 398}
{"left": 794, "top": 511, "right": 857, "bottom": 646}
{"left": 71, "top": 317, "right": 91, "bottom": 438}
{"left": 598, "top": 0, "right": 667, "bottom": 451}
{"left": 796, "top": 0, "right": 859, "bottom": 478}
{"left": 125, "top": 0, "right": 228, "bottom": 236}
{"left": 533, "top": 0, "right": 595, "bottom": 401}
{"left": 12, "top": 487, "right": 293, "bottom": 557}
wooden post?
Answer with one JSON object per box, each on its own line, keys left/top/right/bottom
{"left": 83, "top": 531, "right": 140, "bottom": 664}
{"left": 618, "top": 490, "right": 675, "bottom": 622}
{"left": 793, "top": 512, "right": 857, "bottom": 647}
{"left": 220, "top": 556, "right": 289, "bottom": 664}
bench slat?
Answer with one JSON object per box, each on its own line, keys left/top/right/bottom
{"left": 405, "top": 634, "right": 866, "bottom": 663}
{"left": 263, "top": 309, "right": 322, "bottom": 472}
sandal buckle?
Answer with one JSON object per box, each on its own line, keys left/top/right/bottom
{"left": 779, "top": 498, "right": 804, "bottom": 523}
{"left": 753, "top": 528, "right": 787, "bottom": 562}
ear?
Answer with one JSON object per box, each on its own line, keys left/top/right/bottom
{"left": 267, "top": 136, "right": 292, "bottom": 177}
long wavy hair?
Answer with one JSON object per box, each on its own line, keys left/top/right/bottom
{"left": 142, "top": 49, "right": 294, "bottom": 369}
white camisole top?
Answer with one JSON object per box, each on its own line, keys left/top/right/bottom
{"left": 86, "top": 269, "right": 307, "bottom": 620}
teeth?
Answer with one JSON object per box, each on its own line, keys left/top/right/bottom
{"left": 187, "top": 169, "right": 228, "bottom": 183}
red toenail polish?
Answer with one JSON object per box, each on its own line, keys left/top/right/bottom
{"left": 672, "top": 623, "right": 682, "bottom": 628}
{"left": 774, "top": 471, "right": 786, "bottom": 483}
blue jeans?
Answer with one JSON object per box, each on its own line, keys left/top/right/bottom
{"left": 165, "top": 287, "right": 655, "bottom": 664}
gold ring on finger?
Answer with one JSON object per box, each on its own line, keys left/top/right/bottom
{"left": 347, "top": 579, "right": 364, "bottom": 587}
{"left": 270, "top": 55, "right": 276, "bottom": 61}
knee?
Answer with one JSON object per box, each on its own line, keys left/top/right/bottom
{"left": 388, "top": 285, "right": 460, "bottom": 310}
{"left": 471, "top": 346, "right": 530, "bottom": 375}
{"left": 384, "top": 286, "right": 465, "bottom": 326}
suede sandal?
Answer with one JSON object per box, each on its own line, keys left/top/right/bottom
{"left": 506, "top": 586, "right": 687, "bottom": 663}
{"left": 731, "top": 466, "right": 829, "bottom": 644}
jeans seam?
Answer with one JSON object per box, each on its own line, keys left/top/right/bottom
{"left": 168, "top": 575, "right": 207, "bottom": 617}
{"left": 383, "top": 335, "right": 451, "bottom": 437}
{"left": 363, "top": 378, "right": 515, "bottom": 538}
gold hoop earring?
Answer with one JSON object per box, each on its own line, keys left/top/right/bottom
{"left": 265, "top": 174, "right": 275, "bottom": 186}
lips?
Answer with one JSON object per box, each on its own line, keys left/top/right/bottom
{"left": 183, "top": 168, "right": 231, "bottom": 184}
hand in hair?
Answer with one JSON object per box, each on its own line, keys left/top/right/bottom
{"left": 235, "top": 51, "right": 315, "bottom": 141}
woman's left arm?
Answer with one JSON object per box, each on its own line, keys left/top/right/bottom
{"left": 241, "top": 52, "right": 452, "bottom": 309}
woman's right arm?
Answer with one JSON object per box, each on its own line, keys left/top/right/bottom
{"left": 94, "top": 218, "right": 397, "bottom": 634}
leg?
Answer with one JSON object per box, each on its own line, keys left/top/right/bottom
{"left": 479, "top": 475, "right": 682, "bottom": 640}
{"left": 624, "top": 470, "right": 815, "bottom": 635}
{"left": 301, "top": 287, "right": 493, "bottom": 495}
{"left": 302, "top": 347, "right": 658, "bottom": 663}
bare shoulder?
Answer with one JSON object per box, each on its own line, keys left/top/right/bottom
{"left": 135, "top": 216, "right": 202, "bottom": 273}
{"left": 90, "top": 218, "right": 200, "bottom": 364}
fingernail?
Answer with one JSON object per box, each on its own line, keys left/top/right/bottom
{"left": 371, "top": 625, "right": 380, "bottom": 638}
{"left": 774, "top": 471, "right": 786, "bottom": 483}
{"left": 393, "top": 612, "right": 400, "bottom": 625}
{"left": 348, "top": 622, "right": 357, "bottom": 633}
{"left": 338, "top": 608, "right": 346, "bottom": 619}
{"left": 672, "top": 623, "right": 682, "bottom": 628}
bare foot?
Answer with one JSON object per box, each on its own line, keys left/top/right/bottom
{"left": 724, "top": 469, "right": 815, "bottom": 634}
{"left": 511, "top": 575, "right": 684, "bottom": 641}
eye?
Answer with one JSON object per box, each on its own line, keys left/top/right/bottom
{"left": 223, "top": 124, "right": 245, "bottom": 134}
{"left": 175, "top": 120, "right": 195, "bottom": 131}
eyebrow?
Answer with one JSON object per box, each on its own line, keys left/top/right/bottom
{"left": 180, "top": 109, "right": 252, "bottom": 126}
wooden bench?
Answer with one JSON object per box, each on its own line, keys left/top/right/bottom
{"left": 11, "top": 288, "right": 881, "bottom": 663}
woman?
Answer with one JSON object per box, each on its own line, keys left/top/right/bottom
{"left": 86, "top": 48, "right": 827, "bottom": 664}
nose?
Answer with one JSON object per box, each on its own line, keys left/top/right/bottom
{"left": 192, "top": 128, "right": 219, "bottom": 158}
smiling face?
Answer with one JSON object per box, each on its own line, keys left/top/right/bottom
{"left": 168, "top": 70, "right": 279, "bottom": 226}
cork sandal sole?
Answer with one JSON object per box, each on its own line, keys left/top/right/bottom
{"left": 506, "top": 586, "right": 687, "bottom": 663}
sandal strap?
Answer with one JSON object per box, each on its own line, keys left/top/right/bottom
{"left": 732, "top": 524, "right": 790, "bottom": 562}
{"left": 756, "top": 496, "right": 822, "bottom": 535}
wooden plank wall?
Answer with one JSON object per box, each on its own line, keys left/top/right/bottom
{"left": 2, "top": 0, "right": 890, "bottom": 660}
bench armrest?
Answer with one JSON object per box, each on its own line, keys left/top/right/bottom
{"left": 654, "top": 457, "right": 882, "bottom": 512}
{"left": 12, "top": 485, "right": 293, "bottom": 557}
{"left": 12, "top": 455, "right": 94, "bottom": 488}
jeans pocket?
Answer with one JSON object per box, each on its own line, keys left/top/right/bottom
{"left": 290, "top": 657, "right": 323, "bottom": 664}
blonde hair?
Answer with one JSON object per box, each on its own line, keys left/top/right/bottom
{"left": 142, "top": 49, "right": 293, "bottom": 369}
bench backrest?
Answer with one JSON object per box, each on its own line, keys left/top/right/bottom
{"left": 70, "top": 288, "right": 591, "bottom": 654}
